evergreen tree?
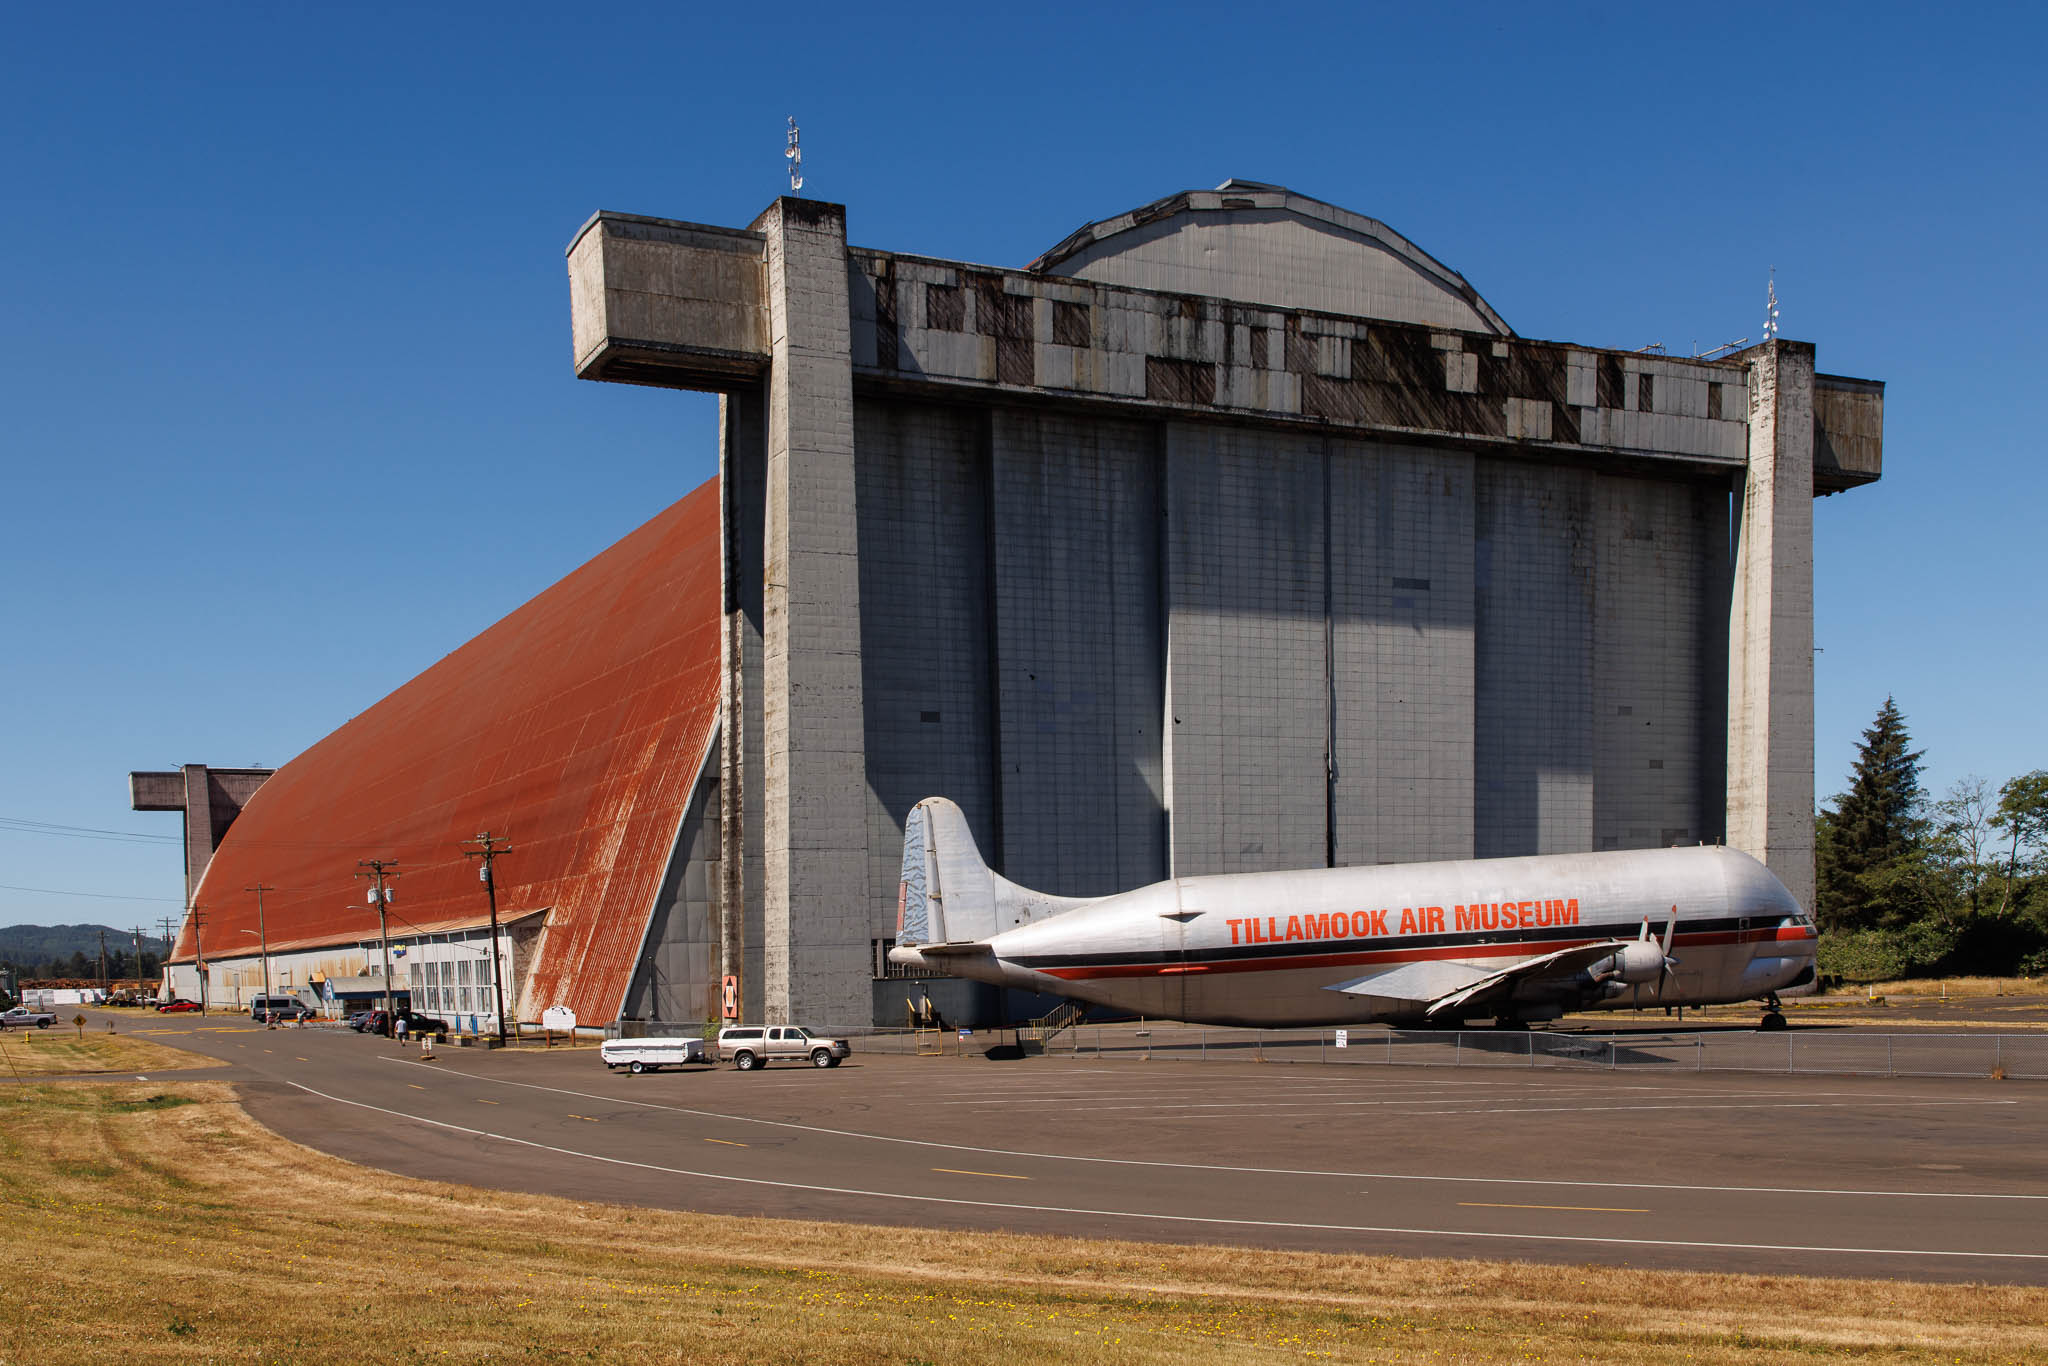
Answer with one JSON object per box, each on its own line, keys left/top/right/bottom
{"left": 1816, "top": 697, "right": 1929, "bottom": 933}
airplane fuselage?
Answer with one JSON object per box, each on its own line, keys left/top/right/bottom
{"left": 907, "top": 845, "right": 1816, "bottom": 1027}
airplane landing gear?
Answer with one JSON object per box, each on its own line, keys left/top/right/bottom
{"left": 1759, "top": 991, "right": 1788, "bottom": 1031}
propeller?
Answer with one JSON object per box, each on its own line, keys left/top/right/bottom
{"left": 1631, "top": 907, "right": 1683, "bottom": 1009}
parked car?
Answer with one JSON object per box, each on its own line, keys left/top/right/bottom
{"left": 155, "top": 1000, "right": 201, "bottom": 1014}
{"left": 600, "top": 1036, "right": 708, "bottom": 1074}
{"left": 249, "top": 996, "right": 315, "bottom": 1022}
{"left": 354, "top": 1009, "right": 448, "bottom": 1039}
{"left": 1, "top": 1006, "right": 56, "bottom": 1029}
{"left": 715, "top": 1024, "right": 850, "bottom": 1070}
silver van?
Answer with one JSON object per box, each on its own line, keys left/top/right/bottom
{"left": 715, "top": 1025, "right": 850, "bottom": 1070}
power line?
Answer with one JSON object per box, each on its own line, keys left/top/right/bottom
{"left": 0, "top": 882, "right": 185, "bottom": 903}
{"left": 0, "top": 817, "right": 179, "bottom": 845}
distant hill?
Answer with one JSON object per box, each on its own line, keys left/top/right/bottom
{"left": 0, "top": 923, "right": 170, "bottom": 968}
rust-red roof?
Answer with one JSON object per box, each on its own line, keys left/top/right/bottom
{"left": 176, "top": 479, "right": 722, "bottom": 1024}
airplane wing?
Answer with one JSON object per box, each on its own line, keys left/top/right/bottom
{"left": 1328, "top": 940, "right": 1630, "bottom": 1021}
{"left": 1416, "top": 940, "right": 1630, "bottom": 1022}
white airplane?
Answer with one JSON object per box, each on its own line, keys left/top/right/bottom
{"left": 888, "top": 798, "right": 1817, "bottom": 1030}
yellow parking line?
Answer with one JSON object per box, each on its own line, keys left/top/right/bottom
{"left": 408, "top": 1084, "right": 426, "bottom": 1091}
{"left": 567, "top": 1114, "right": 598, "bottom": 1123}
{"left": 476, "top": 1099, "right": 499, "bottom": 1106}
{"left": 931, "top": 1168, "right": 1030, "bottom": 1181}
{"left": 295, "top": 1057, "right": 308, "bottom": 1062}
{"left": 704, "top": 1138, "right": 748, "bottom": 1147}
{"left": 1458, "top": 1202, "right": 1649, "bottom": 1213}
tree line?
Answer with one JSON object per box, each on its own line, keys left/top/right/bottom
{"left": 0, "top": 924, "right": 169, "bottom": 986}
{"left": 1815, "top": 698, "right": 2047, "bottom": 982}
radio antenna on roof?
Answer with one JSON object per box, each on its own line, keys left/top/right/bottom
{"left": 785, "top": 117, "right": 804, "bottom": 194}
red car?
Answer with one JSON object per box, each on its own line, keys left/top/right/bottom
{"left": 155, "top": 999, "right": 202, "bottom": 1013}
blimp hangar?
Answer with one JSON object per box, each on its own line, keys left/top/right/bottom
{"left": 567, "top": 179, "right": 1884, "bottom": 1030}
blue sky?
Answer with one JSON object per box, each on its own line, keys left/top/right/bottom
{"left": 3, "top": 2, "right": 2041, "bottom": 928}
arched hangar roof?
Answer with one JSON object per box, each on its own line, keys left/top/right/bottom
{"left": 175, "top": 479, "right": 722, "bottom": 1025}
{"left": 1028, "top": 179, "right": 1512, "bottom": 336}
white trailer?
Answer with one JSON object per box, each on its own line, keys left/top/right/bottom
{"left": 598, "top": 1036, "right": 708, "bottom": 1074}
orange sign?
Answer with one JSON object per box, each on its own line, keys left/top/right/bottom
{"left": 720, "top": 975, "right": 739, "bottom": 1019}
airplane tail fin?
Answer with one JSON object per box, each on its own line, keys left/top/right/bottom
{"left": 895, "top": 797, "right": 1092, "bottom": 945}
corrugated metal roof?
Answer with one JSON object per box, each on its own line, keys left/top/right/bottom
{"left": 175, "top": 480, "right": 722, "bottom": 1025}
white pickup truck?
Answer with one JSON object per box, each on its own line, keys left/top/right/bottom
{"left": 599, "top": 1035, "right": 709, "bottom": 1074}
{"left": 1, "top": 1006, "right": 56, "bottom": 1030}
{"left": 716, "top": 1025, "right": 851, "bottom": 1070}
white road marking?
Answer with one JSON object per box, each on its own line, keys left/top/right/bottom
{"left": 368, "top": 1057, "right": 2048, "bottom": 1202}
{"left": 284, "top": 1081, "right": 2048, "bottom": 1263}
{"left": 1401, "top": 1100, "right": 2017, "bottom": 1117}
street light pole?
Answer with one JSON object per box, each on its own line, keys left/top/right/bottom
{"left": 245, "top": 884, "right": 274, "bottom": 1009}
{"left": 462, "top": 832, "right": 512, "bottom": 1047}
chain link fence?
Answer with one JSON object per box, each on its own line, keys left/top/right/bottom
{"left": 846, "top": 1023, "right": 2048, "bottom": 1079}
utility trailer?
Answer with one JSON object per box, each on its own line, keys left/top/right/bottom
{"left": 599, "top": 1036, "right": 709, "bottom": 1074}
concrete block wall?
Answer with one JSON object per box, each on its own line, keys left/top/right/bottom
{"left": 1332, "top": 443, "right": 1477, "bottom": 865}
{"left": 719, "top": 392, "right": 769, "bottom": 1023}
{"left": 990, "top": 411, "right": 1165, "bottom": 897}
{"left": 754, "top": 200, "right": 871, "bottom": 1026}
{"left": 1591, "top": 474, "right": 1723, "bottom": 852}
{"left": 1164, "top": 424, "right": 1329, "bottom": 876}
{"left": 853, "top": 401, "right": 999, "bottom": 933}
{"left": 1473, "top": 459, "right": 1595, "bottom": 857}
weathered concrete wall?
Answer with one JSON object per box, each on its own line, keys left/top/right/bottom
{"left": 130, "top": 765, "right": 275, "bottom": 907}
{"left": 990, "top": 410, "right": 1165, "bottom": 897}
{"left": 848, "top": 248, "right": 1753, "bottom": 474}
{"left": 1330, "top": 441, "right": 1477, "bottom": 865}
{"left": 1592, "top": 475, "right": 1724, "bottom": 852}
{"left": 1728, "top": 341, "right": 1817, "bottom": 913}
{"left": 753, "top": 200, "right": 870, "bottom": 1027}
{"left": 1813, "top": 374, "right": 1885, "bottom": 493}
{"left": 570, "top": 194, "right": 1884, "bottom": 1024}
{"left": 854, "top": 401, "right": 998, "bottom": 933}
{"left": 1164, "top": 424, "right": 1329, "bottom": 876}
{"left": 567, "top": 213, "right": 767, "bottom": 386}
{"left": 718, "top": 391, "right": 769, "bottom": 1025}
{"left": 1473, "top": 460, "right": 1595, "bottom": 857}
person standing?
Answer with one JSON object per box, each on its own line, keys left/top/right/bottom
{"left": 394, "top": 1013, "right": 409, "bottom": 1045}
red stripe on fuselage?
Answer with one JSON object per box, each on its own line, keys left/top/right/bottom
{"left": 1035, "top": 926, "right": 1810, "bottom": 982}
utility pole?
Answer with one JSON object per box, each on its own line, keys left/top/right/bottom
{"left": 357, "top": 860, "right": 399, "bottom": 1020}
{"left": 190, "top": 907, "right": 209, "bottom": 1015}
{"left": 97, "top": 929, "right": 108, "bottom": 999}
{"left": 462, "top": 832, "right": 513, "bottom": 1047}
{"left": 131, "top": 927, "right": 146, "bottom": 995}
{"left": 159, "top": 917, "right": 179, "bottom": 1002}
{"left": 245, "top": 884, "right": 275, "bottom": 1006}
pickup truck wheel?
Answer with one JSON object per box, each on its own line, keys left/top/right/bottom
{"left": 826, "top": 1056, "right": 842, "bottom": 1068}
{"left": 629, "top": 1060, "right": 646, "bottom": 1074}
{"left": 734, "top": 1050, "right": 759, "bottom": 1071}
{"left": 36, "top": 1020, "right": 50, "bottom": 1029}
{"left": 810, "top": 1048, "right": 833, "bottom": 1068}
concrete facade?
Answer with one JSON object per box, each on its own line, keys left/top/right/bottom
{"left": 129, "top": 765, "right": 274, "bottom": 907}
{"left": 567, "top": 183, "right": 1883, "bottom": 1027}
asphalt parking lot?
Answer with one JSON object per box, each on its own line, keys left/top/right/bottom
{"left": 75, "top": 1009, "right": 2048, "bottom": 1285}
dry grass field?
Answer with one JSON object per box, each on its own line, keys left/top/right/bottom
{"left": 0, "top": 1081, "right": 2044, "bottom": 1364}
{"left": 0, "top": 1028, "right": 211, "bottom": 1078}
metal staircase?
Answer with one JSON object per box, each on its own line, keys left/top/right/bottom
{"left": 1026, "top": 1000, "right": 1088, "bottom": 1053}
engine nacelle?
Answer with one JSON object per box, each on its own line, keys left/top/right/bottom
{"left": 1603, "top": 940, "right": 1666, "bottom": 986}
